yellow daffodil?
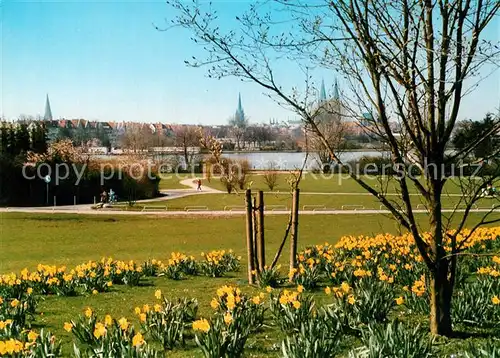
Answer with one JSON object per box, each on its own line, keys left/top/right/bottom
{"left": 192, "top": 319, "right": 210, "bottom": 333}
{"left": 63, "top": 322, "right": 73, "bottom": 332}
{"left": 132, "top": 333, "right": 145, "bottom": 347}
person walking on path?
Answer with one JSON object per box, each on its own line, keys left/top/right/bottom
{"left": 96, "top": 188, "right": 108, "bottom": 208}
{"left": 197, "top": 178, "right": 202, "bottom": 191}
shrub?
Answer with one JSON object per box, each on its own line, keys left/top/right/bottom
{"left": 263, "top": 163, "right": 279, "bottom": 191}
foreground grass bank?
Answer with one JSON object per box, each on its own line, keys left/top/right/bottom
{"left": 1, "top": 212, "right": 499, "bottom": 357}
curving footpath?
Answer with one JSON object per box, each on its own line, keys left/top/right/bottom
{"left": 1, "top": 178, "right": 498, "bottom": 217}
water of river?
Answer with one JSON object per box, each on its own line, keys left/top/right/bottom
{"left": 98, "top": 151, "right": 387, "bottom": 170}
{"left": 223, "top": 151, "right": 386, "bottom": 170}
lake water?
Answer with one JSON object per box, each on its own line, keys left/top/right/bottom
{"left": 224, "top": 151, "right": 386, "bottom": 170}
{"left": 98, "top": 150, "right": 386, "bottom": 170}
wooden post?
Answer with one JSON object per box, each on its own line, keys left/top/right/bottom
{"left": 289, "top": 189, "right": 300, "bottom": 278}
{"left": 252, "top": 196, "right": 259, "bottom": 271}
{"left": 245, "top": 189, "right": 255, "bottom": 284}
{"left": 257, "top": 190, "right": 265, "bottom": 271}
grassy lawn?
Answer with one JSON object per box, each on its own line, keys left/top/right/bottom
{"left": 1, "top": 212, "right": 499, "bottom": 356}
{"left": 141, "top": 192, "right": 498, "bottom": 212}
{"left": 1, "top": 212, "right": 429, "bottom": 273}
{"left": 157, "top": 173, "right": 195, "bottom": 190}
{"left": 200, "top": 173, "right": 481, "bottom": 194}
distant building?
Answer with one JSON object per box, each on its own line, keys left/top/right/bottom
{"left": 44, "top": 94, "right": 53, "bottom": 121}
{"left": 232, "top": 93, "right": 247, "bottom": 128}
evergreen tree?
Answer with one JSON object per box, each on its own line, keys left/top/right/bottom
{"left": 14, "top": 123, "right": 31, "bottom": 155}
{"left": 30, "top": 122, "right": 48, "bottom": 153}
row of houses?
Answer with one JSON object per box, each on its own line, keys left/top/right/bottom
{"left": 42, "top": 119, "right": 178, "bottom": 148}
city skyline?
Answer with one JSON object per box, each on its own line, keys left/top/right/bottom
{"left": 1, "top": 1, "right": 499, "bottom": 124}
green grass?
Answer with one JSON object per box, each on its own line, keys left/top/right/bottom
{"left": 202, "top": 173, "right": 479, "bottom": 194}
{"left": 141, "top": 192, "right": 498, "bottom": 212}
{"left": 1, "top": 212, "right": 424, "bottom": 273}
{"left": 157, "top": 173, "right": 196, "bottom": 190}
{"left": 2, "top": 212, "right": 499, "bottom": 356}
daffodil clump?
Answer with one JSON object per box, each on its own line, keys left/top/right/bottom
{"left": 0, "top": 328, "right": 60, "bottom": 357}
{"left": 162, "top": 252, "right": 198, "bottom": 280}
{"left": 269, "top": 286, "right": 315, "bottom": 333}
{"left": 289, "top": 258, "right": 323, "bottom": 290}
{"left": 135, "top": 290, "right": 198, "bottom": 350}
{"left": 326, "top": 278, "right": 396, "bottom": 328}
{"left": 65, "top": 307, "right": 156, "bottom": 357}
{"left": 199, "top": 250, "right": 241, "bottom": 277}
{"left": 0, "top": 250, "right": 240, "bottom": 304}
{"left": 193, "top": 285, "right": 265, "bottom": 358}
{"left": 210, "top": 285, "right": 265, "bottom": 328}
{"left": 141, "top": 259, "right": 165, "bottom": 277}
{"left": 110, "top": 259, "right": 144, "bottom": 286}
{"left": 252, "top": 265, "right": 282, "bottom": 288}
{"left": 0, "top": 293, "right": 34, "bottom": 335}
{"left": 292, "top": 227, "right": 499, "bottom": 322}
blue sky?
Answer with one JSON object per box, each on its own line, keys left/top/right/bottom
{"left": 1, "top": 1, "right": 499, "bottom": 124}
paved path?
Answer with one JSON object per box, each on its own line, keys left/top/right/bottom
{"left": 2, "top": 177, "right": 497, "bottom": 216}
{"left": 1, "top": 206, "right": 498, "bottom": 217}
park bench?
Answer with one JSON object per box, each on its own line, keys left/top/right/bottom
{"left": 341, "top": 204, "right": 365, "bottom": 211}
{"left": 223, "top": 206, "right": 246, "bottom": 212}
{"left": 265, "top": 205, "right": 288, "bottom": 211}
{"left": 302, "top": 205, "right": 327, "bottom": 211}
{"left": 442, "top": 203, "right": 478, "bottom": 210}
{"left": 184, "top": 206, "right": 209, "bottom": 212}
{"left": 141, "top": 205, "right": 168, "bottom": 212}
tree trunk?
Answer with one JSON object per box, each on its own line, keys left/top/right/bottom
{"left": 429, "top": 261, "right": 453, "bottom": 336}
{"left": 428, "top": 173, "right": 454, "bottom": 336}
{"left": 245, "top": 189, "right": 255, "bottom": 284}
{"left": 257, "top": 191, "right": 266, "bottom": 271}
{"left": 289, "top": 189, "right": 300, "bottom": 278}
{"left": 183, "top": 144, "right": 189, "bottom": 170}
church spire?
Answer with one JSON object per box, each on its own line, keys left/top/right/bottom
{"left": 44, "top": 94, "right": 53, "bottom": 121}
{"left": 333, "top": 79, "right": 340, "bottom": 101}
{"left": 320, "top": 79, "right": 327, "bottom": 102}
{"left": 236, "top": 92, "right": 245, "bottom": 120}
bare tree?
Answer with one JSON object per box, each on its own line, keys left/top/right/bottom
{"left": 229, "top": 113, "right": 248, "bottom": 150}
{"left": 168, "top": 0, "right": 500, "bottom": 335}
{"left": 263, "top": 161, "right": 279, "bottom": 191}
{"left": 173, "top": 125, "right": 202, "bottom": 170}
{"left": 309, "top": 104, "right": 348, "bottom": 172}
{"left": 119, "top": 123, "right": 152, "bottom": 152}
